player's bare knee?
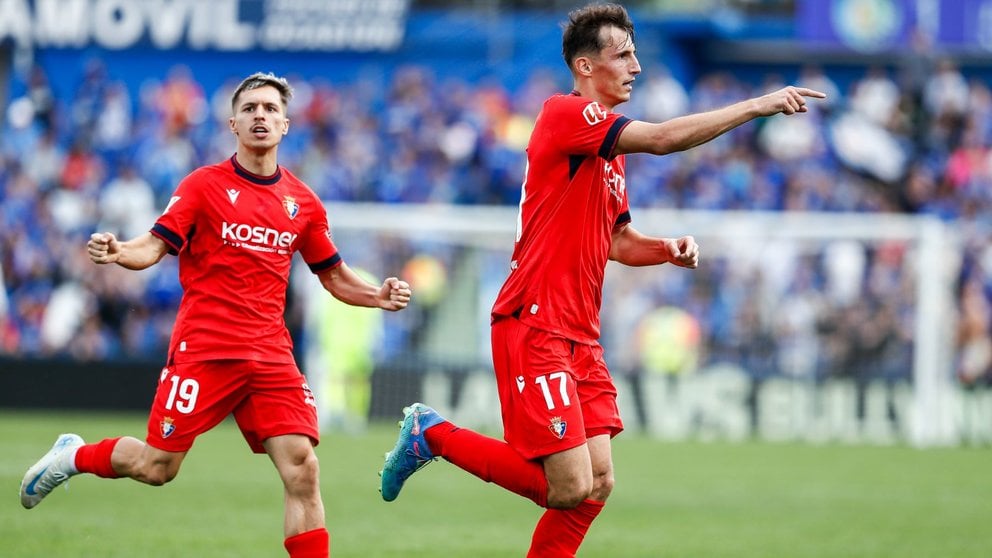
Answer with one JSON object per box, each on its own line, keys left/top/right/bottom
{"left": 590, "top": 470, "right": 614, "bottom": 501}
{"left": 141, "top": 464, "right": 178, "bottom": 486}
{"left": 546, "top": 478, "right": 592, "bottom": 509}
{"left": 297, "top": 452, "right": 319, "bottom": 483}
{"left": 283, "top": 452, "right": 320, "bottom": 494}
{"left": 547, "top": 488, "right": 590, "bottom": 509}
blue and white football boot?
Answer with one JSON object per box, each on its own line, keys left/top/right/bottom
{"left": 379, "top": 403, "right": 445, "bottom": 502}
{"left": 20, "top": 433, "right": 85, "bottom": 509}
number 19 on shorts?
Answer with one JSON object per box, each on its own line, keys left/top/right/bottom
{"left": 165, "top": 375, "right": 199, "bottom": 414}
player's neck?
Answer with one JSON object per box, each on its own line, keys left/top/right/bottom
{"left": 572, "top": 83, "right": 617, "bottom": 111}
{"left": 234, "top": 149, "right": 279, "bottom": 177}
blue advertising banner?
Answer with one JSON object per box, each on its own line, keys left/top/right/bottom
{"left": 797, "top": 0, "right": 916, "bottom": 52}
{"left": 0, "top": 0, "right": 410, "bottom": 52}
{"left": 798, "top": 0, "right": 992, "bottom": 52}
{"left": 941, "top": 0, "right": 992, "bottom": 49}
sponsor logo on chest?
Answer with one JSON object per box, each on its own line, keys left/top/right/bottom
{"left": 217, "top": 188, "right": 301, "bottom": 254}
{"left": 221, "top": 221, "right": 298, "bottom": 254}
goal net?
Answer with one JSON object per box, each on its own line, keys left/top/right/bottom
{"left": 301, "top": 202, "right": 985, "bottom": 447}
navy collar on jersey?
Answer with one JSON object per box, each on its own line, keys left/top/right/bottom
{"left": 230, "top": 154, "right": 282, "bottom": 185}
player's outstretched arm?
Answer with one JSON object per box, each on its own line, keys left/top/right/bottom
{"left": 616, "top": 86, "right": 826, "bottom": 156}
{"left": 318, "top": 262, "right": 412, "bottom": 311}
{"left": 87, "top": 232, "right": 168, "bottom": 270}
{"left": 609, "top": 225, "right": 699, "bottom": 269}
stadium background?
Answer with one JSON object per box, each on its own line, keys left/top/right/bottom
{"left": 2, "top": 1, "right": 992, "bottom": 556}
{"left": 4, "top": 0, "right": 991, "bottom": 444}
{"left": 3, "top": 0, "right": 992, "bottom": 443}
{"left": 0, "top": 0, "right": 992, "bottom": 434}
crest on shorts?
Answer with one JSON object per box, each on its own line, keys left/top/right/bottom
{"left": 283, "top": 196, "right": 299, "bottom": 219}
{"left": 161, "top": 417, "right": 176, "bottom": 439}
{"left": 549, "top": 416, "right": 567, "bottom": 439}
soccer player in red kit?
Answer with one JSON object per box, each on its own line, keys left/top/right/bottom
{"left": 19, "top": 72, "right": 412, "bottom": 558}
{"left": 380, "top": 4, "right": 824, "bottom": 557}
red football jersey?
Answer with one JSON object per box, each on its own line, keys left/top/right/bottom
{"left": 151, "top": 155, "right": 341, "bottom": 364}
{"left": 492, "top": 92, "right": 633, "bottom": 344}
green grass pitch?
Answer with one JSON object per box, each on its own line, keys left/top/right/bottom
{"left": 1, "top": 410, "right": 989, "bottom": 557}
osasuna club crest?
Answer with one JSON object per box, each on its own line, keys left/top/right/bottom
{"left": 161, "top": 417, "right": 176, "bottom": 438}
{"left": 549, "top": 416, "right": 567, "bottom": 439}
{"left": 283, "top": 196, "right": 299, "bottom": 219}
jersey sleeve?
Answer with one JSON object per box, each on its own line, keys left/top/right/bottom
{"left": 151, "top": 169, "right": 205, "bottom": 255}
{"left": 300, "top": 199, "right": 342, "bottom": 274}
{"left": 542, "top": 95, "right": 633, "bottom": 161}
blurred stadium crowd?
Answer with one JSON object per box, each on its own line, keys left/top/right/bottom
{"left": 1, "top": 55, "right": 991, "bottom": 386}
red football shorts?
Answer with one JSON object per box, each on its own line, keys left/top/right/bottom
{"left": 146, "top": 360, "right": 320, "bottom": 454}
{"left": 490, "top": 316, "right": 623, "bottom": 460}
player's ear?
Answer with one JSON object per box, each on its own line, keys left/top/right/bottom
{"left": 282, "top": 118, "right": 290, "bottom": 135}
{"left": 574, "top": 55, "right": 593, "bottom": 76}
{"left": 229, "top": 116, "right": 237, "bottom": 135}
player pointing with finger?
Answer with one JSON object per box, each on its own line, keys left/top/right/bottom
{"left": 22, "top": 72, "right": 412, "bottom": 558}
{"left": 379, "top": 4, "right": 824, "bottom": 557}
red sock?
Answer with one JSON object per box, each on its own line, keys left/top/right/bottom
{"left": 73, "top": 437, "right": 122, "bottom": 479}
{"left": 425, "top": 422, "right": 547, "bottom": 507}
{"left": 527, "top": 499, "right": 605, "bottom": 558}
{"left": 283, "top": 527, "right": 329, "bottom": 558}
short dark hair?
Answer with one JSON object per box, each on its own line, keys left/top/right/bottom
{"left": 230, "top": 72, "right": 294, "bottom": 113}
{"left": 562, "top": 3, "right": 635, "bottom": 69}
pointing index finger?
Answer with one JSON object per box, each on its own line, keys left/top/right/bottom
{"left": 795, "top": 87, "right": 827, "bottom": 99}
